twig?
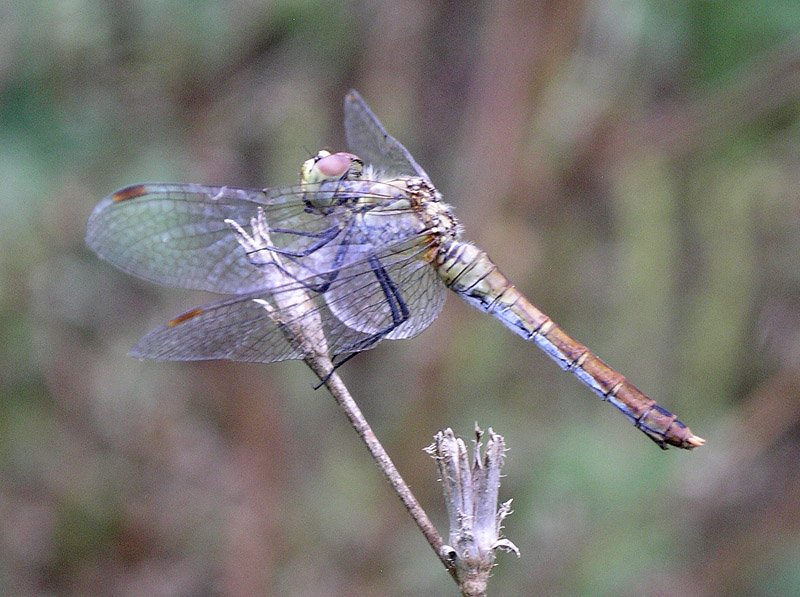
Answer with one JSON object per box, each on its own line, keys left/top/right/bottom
{"left": 227, "top": 211, "right": 519, "bottom": 592}
{"left": 226, "top": 211, "right": 458, "bottom": 580}
{"left": 311, "top": 357, "right": 458, "bottom": 580}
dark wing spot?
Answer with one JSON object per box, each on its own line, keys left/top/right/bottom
{"left": 168, "top": 307, "right": 204, "bottom": 327}
{"left": 112, "top": 184, "right": 149, "bottom": 203}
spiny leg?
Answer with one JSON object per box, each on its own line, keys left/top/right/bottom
{"left": 315, "top": 254, "right": 410, "bottom": 388}
{"left": 250, "top": 240, "right": 349, "bottom": 295}
{"left": 278, "top": 230, "right": 353, "bottom": 294}
{"left": 231, "top": 212, "right": 355, "bottom": 294}
{"left": 247, "top": 224, "right": 342, "bottom": 258}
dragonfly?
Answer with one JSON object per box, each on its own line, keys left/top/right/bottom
{"left": 87, "top": 90, "right": 704, "bottom": 450}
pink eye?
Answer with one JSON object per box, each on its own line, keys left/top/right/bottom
{"left": 316, "top": 152, "right": 359, "bottom": 178}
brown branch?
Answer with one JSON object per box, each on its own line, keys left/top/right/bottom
{"left": 308, "top": 356, "right": 458, "bottom": 581}
{"left": 226, "top": 211, "right": 458, "bottom": 582}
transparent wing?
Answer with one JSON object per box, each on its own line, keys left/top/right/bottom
{"left": 324, "top": 241, "right": 447, "bottom": 340}
{"left": 87, "top": 182, "right": 385, "bottom": 294}
{"left": 87, "top": 183, "right": 314, "bottom": 294}
{"left": 90, "top": 181, "right": 449, "bottom": 361}
{"left": 130, "top": 292, "right": 306, "bottom": 362}
{"left": 131, "top": 247, "right": 447, "bottom": 362}
{"left": 344, "top": 89, "right": 431, "bottom": 182}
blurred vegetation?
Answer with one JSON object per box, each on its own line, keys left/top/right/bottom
{"left": 2, "top": 0, "right": 800, "bottom": 595}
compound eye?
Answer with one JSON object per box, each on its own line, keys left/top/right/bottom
{"left": 316, "top": 152, "right": 361, "bottom": 178}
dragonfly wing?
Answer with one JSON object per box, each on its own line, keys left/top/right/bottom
{"left": 86, "top": 183, "right": 324, "bottom": 295}
{"left": 131, "top": 289, "right": 397, "bottom": 363}
{"left": 344, "top": 90, "right": 431, "bottom": 182}
{"left": 131, "top": 292, "right": 304, "bottom": 362}
{"left": 325, "top": 244, "right": 448, "bottom": 341}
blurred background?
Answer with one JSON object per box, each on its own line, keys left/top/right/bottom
{"left": 3, "top": 1, "right": 800, "bottom": 595}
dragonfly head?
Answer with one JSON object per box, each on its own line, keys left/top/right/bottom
{"left": 301, "top": 150, "right": 364, "bottom": 185}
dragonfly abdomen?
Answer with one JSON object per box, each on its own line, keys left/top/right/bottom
{"left": 436, "top": 241, "right": 704, "bottom": 450}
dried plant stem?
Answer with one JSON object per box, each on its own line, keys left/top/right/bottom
{"left": 305, "top": 355, "right": 458, "bottom": 581}
{"left": 228, "top": 212, "right": 457, "bottom": 581}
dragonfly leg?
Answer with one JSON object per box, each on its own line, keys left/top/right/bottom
{"left": 285, "top": 231, "right": 352, "bottom": 294}
{"left": 229, "top": 212, "right": 353, "bottom": 294}
{"left": 331, "top": 255, "right": 410, "bottom": 365}
{"left": 314, "top": 257, "right": 410, "bottom": 388}
{"left": 267, "top": 228, "right": 353, "bottom": 295}
{"left": 248, "top": 224, "right": 342, "bottom": 258}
